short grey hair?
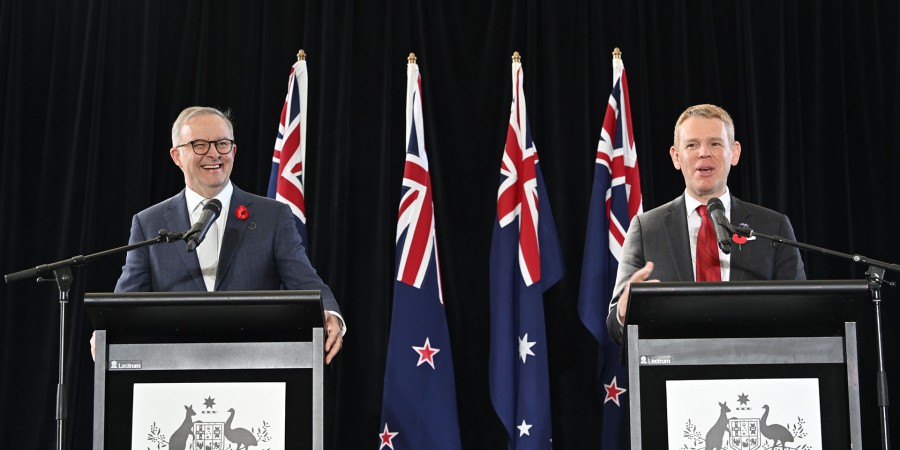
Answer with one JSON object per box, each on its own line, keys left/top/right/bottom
{"left": 171, "top": 106, "right": 234, "bottom": 147}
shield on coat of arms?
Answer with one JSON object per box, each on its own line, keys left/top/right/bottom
{"left": 193, "top": 422, "right": 225, "bottom": 449}
{"left": 727, "top": 418, "right": 760, "bottom": 450}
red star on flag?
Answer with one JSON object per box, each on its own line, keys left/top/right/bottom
{"left": 379, "top": 423, "right": 399, "bottom": 449}
{"left": 412, "top": 337, "right": 441, "bottom": 369}
{"left": 603, "top": 376, "right": 627, "bottom": 406}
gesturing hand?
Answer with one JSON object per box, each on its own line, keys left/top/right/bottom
{"left": 618, "top": 262, "right": 657, "bottom": 323}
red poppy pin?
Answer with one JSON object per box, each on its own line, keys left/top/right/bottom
{"left": 235, "top": 205, "right": 249, "bottom": 220}
{"left": 731, "top": 223, "right": 756, "bottom": 250}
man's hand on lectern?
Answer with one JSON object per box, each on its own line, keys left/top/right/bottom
{"left": 324, "top": 311, "right": 344, "bottom": 365}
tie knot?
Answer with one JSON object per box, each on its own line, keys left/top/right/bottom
{"left": 697, "top": 205, "right": 708, "bottom": 217}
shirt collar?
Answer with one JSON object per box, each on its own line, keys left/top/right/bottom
{"left": 185, "top": 182, "right": 234, "bottom": 214}
{"left": 684, "top": 187, "right": 732, "bottom": 215}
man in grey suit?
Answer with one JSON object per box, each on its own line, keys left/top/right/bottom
{"left": 107, "top": 106, "right": 345, "bottom": 364}
{"left": 606, "top": 104, "right": 805, "bottom": 344}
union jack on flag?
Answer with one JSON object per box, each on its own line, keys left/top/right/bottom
{"left": 268, "top": 52, "right": 309, "bottom": 246}
{"left": 489, "top": 53, "right": 564, "bottom": 450}
{"left": 379, "top": 55, "right": 462, "bottom": 450}
{"left": 576, "top": 48, "right": 643, "bottom": 449}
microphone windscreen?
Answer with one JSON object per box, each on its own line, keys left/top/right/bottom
{"left": 204, "top": 198, "right": 222, "bottom": 215}
{"left": 706, "top": 196, "right": 725, "bottom": 214}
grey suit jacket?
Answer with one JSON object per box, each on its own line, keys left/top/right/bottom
{"left": 606, "top": 194, "right": 805, "bottom": 344}
{"left": 114, "top": 185, "right": 340, "bottom": 314}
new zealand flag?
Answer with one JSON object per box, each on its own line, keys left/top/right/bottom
{"left": 576, "top": 49, "right": 643, "bottom": 449}
{"left": 378, "top": 56, "right": 462, "bottom": 450}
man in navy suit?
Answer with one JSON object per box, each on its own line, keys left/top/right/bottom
{"left": 111, "top": 106, "right": 345, "bottom": 363}
{"left": 606, "top": 104, "right": 805, "bottom": 344}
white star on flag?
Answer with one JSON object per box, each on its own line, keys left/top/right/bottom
{"left": 379, "top": 423, "right": 399, "bottom": 450}
{"left": 412, "top": 337, "right": 441, "bottom": 369}
{"left": 517, "top": 419, "right": 533, "bottom": 437}
{"left": 518, "top": 333, "right": 536, "bottom": 363}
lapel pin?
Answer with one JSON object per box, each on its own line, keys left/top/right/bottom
{"left": 235, "top": 205, "right": 249, "bottom": 220}
{"left": 732, "top": 223, "right": 756, "bottom": 250}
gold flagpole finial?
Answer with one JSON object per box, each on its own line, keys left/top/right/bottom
{"left": 612, "top": 47, "right": 622, "bottom": 60}
{"left": 408, "top": 52, "right": 417, "bottom": 64}
{"left": 297, "top": 49, "right": 306, "bottom": 61}
{"left": 512, "top": 51, "right": 521, "bottom": 63}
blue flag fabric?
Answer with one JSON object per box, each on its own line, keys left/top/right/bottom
{"left": 378, "top": 58, "right": 462, "bottom": 450}
{"left": 489, "top": 57, "right": 565, "bottom": 450}
{"left": 576, "top": 52, "right": 643, "bottom": 449}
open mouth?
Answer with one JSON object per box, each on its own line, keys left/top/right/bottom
{"left": 201, "top": 164, "right": 222, "bottom": 170}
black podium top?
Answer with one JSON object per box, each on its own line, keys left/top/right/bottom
{"left": 85, "top": 290, "right": 323, "bottom": 343}
{"left": 626, "top": 280, "right": 868, "bottom": 340}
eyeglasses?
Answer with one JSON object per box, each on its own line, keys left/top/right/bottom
{"left": 176, "top": 138, "right": 235, "bottom": 156}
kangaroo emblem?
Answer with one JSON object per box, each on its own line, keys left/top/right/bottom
{"left": 704, "top": 401, "right": 731, "bottom": 450}
{"left": 169, "top": 405, "right": 196, "bottom": 450}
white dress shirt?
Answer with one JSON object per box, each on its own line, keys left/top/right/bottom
{"left": 185, "top": 183, "right": 233, "bottom": 291}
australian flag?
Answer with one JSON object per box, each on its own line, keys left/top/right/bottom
{"left": 489, "top": 54, "right": 565, "bottom": 450}
{"left": 378, "top": 56, "right": 462, "bottom": 450}
{"left": 268, "top": 52, "right": 309, "bottom": 246}
{"left": 576, "top": 49, "right": 642, "bottom": 449}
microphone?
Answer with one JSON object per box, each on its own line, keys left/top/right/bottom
{"left": 184, "top": 199, "right": 222, "bottom": 252}
{"left": 706, "top": 197, "right": 733, "bottom": 255}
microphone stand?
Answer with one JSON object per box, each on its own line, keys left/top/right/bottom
{"left": 730, "top": 222, "right": 899, "bottom": 450}
{"left": 4, "top": 229, "right": 187, "bottom": 450}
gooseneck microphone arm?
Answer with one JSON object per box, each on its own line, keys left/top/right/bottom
{"left": 732, "top": 223, "right": 900, "bottom": 275}
{"left": 732, "top": 222, "right": 898, "bottom": 450}
{"left": 3, "top": 228, "right": 187, "bottom": 450}
{"left": 4, "top": 230, "right": 185, "bottom": 283}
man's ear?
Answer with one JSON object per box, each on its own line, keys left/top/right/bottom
{"left": 170, "top": 147, "right": 182, "bottom": 167}
{"left": 669, "top": 146, "right": 681, "bottom": 170}
{"left": 730, "top": 141, "right": 742, "bottom": 166}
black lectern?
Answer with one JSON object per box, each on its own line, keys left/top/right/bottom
{"left": 86, "top": 290, "right": 324, "bottom": 450}
{"left": 624, "top": 280, "right": 867, "bottom": 450}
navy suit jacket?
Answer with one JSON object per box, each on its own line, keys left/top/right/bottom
{"left": 606, "top": 194, "right": 805, "bottom": 344}
{"left": 114, "top": 185, "right": 340, "bottom": 314}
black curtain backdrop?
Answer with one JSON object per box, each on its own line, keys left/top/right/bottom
{"left": 2, "top": 1, "right": 899, "bottom": 448}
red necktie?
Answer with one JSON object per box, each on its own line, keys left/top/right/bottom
{"left": 696, "top": 205, "right": 722, "bottom": 281}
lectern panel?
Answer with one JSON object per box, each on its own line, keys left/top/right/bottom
{"left": 105, "top": 369, "right": 312, "bottom": 450}
{"left": 638, "top": 364, "right": 850, "bottom": 449}
{"left": 624, "top": 282, "right": 866, "bottom": 449}
{"left": 86, "top": 291, "right": 325, "bottom": 449}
